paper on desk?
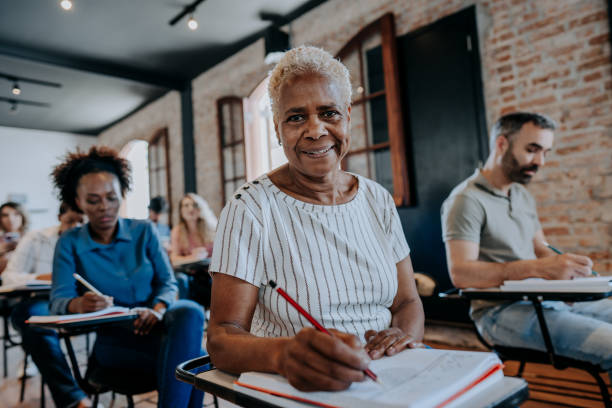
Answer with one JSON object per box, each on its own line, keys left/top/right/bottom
{"left": 501, "top": 276, "right": 612, "bottom": 292}
{"left": 235, "top": 349, "right": 503, "bottom": 408}
{"left": 0, "top": 280, "right": 51, "bottom": 293}
{"left": 27, "top": 306, "right": 132, "bottom": 323}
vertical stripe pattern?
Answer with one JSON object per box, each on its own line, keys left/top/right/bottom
{"left": 210, "top": 174, "right": 410, "bottom": 340}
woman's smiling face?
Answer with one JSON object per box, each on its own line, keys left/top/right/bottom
{"left": 275, "top": 73, "right": 351, "bottom": 179}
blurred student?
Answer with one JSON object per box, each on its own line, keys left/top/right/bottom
{"left": 148, "top": 195, "right": 171, "bottom": 248}
{"left": 4, "top": 202, "right": 83, "bottom": 284}
{"left": 0, "top": 201, "right": 28, "bottom": 274}
{"left": 170, "top": 193, "right": 217, "bottom": 265}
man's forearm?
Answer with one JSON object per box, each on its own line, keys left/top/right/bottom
{"left": 451, "top": 258, "right": 542, "bottom": 288}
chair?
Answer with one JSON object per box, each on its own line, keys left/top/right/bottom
{"left": 439, "top": 289, "right": 611, "bottom": 408}
{"left": 60, "top": 326, "right": 157, "bottom": 408}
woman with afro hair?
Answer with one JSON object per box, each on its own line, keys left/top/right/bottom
{"left": 44, "top": 146, "right": 204, "bottom": 408}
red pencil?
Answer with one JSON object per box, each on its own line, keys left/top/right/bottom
{"left": 269, "top": 280, "right": 382, "bottom": 385}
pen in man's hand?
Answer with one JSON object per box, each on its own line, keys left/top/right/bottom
{"left": 544, "top": 242, "right": 599, "bottom": 276}
{"left": 268, "top": 280, "right": 382, "bottom": 385}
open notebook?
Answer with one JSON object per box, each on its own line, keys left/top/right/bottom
{"left": 501, "top": 276, "right": 612, "bottom": 292}
{"left": 234, "top": 349, "right": 503, "bottom": 408}
{"left": 26, "top": 306, "right": 137, "bottom": 324}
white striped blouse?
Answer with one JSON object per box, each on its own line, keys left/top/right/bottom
{"left": 210, "top": 173, "right": 410, "bottom": 340}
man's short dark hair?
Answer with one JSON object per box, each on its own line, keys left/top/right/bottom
{"left": 148, "top": 196, "right": 167, "bottom": 213}
{"left": 490, "top": 112, "right": 556, "bottom": 152}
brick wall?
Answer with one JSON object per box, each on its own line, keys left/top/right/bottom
{"left": 101, "top": 0, "right": 612, "bottom": 272}
{"left": 98, "top": 91, "right": 184, "bottom": 226}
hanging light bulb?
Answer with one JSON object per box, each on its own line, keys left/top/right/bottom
{"left": 60, "top": 0, "right": 73, "bottom": 11}
{"left": 187, "top": 15, "right": 198, "bottom": 30}
{"left": 11, "top": 82, "right": 21, "bottom": 96}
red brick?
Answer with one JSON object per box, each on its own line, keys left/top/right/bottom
{"left": 544, "top": 227, "right": 570, "bottom": 236}
{"left": 516, "top": 55, "right": 542, "bottom": 67}
{"left": 588, "top": 33, "right": 610, "bottom": 45}
{"left": 577, "top": 57, "right": 610, "bottom": 71}
{"left": 583, "top": 71, "right": 603, "bottom": 82}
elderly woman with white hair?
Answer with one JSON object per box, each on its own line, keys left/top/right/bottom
{"left": 207, "top": 46, "right": 424, "bottom": 391}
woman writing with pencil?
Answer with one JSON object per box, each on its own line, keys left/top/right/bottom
{"left": 49, "top": 147, "right": 205, "bottom": 408}
{"left": 207, "top": 46, "right": 425, "bottom": 391}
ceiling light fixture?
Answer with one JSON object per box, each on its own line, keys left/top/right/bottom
{"left": 0, "top": 72, "right": 62, "bottom": 91}
{"left": 11, "top": 82, "right": 21, "bottom": 96}
{"left": 168, "top": 0, "right": 206, "bottom": 27}
{"left": 187, "top": 15, "right": 198, "bottom": 30}
{"left": 1, "top": 97, "right": 51, "bottom": 114}
{"left": 60, "top": 0, "right": 73, "bottom": 11}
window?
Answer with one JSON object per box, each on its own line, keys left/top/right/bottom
{"left": 217, "top": 97, "right": 247, "bottom": 202}
{"left": 148, "top": 128, "right": 172, "bottom": 225}
{"left": 119, "top": 140, "right": 150, "bottom": 219}
{"left": 337, "top": 13, "right": 411, "bottom": 206}
{"left": 243, "top": 77, "right": 287, "bottom": 181}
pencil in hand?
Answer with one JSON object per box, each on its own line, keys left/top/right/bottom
{"left": 268, "top": 280, "right": 383, "bottom": 385}
{"left": 544, "top": 243, "right": 599, "bottom": 276}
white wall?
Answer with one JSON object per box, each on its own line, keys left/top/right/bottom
{"left": 0, "top": 126, "right": 97, "bottom": 231}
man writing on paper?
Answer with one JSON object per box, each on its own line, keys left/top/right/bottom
{"left": 441, "top": 112, "right": 612, "bottom": 380}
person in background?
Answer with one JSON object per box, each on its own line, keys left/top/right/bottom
{"left": 148, "top": 195, "right": 171, "bottom": 249}
{"left": 0, "top": 201, "right": 28, "bottom": 274}
{"left": 441, "top": 111, "right": 612, "bottom": 382}
{"left": 49, "top": 146, "right": 204, "bottom": 408}
{"left": 4, "top": 202, "right": 83, "bottom": 284}
{"left": 170, "top": 193, "right": 217, "bottom": 300}
{"left": 170, "top": 193, "right": 217, "bottom": 265}
{"left": 9, "top": 203, "right": 85, "bottom": 406}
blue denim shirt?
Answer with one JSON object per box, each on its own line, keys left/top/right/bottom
{"left": 50, "top": 218, "right": 177, "bottom": 314}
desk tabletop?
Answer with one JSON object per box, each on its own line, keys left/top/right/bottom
{"left": 191, "top": 368, "right": 528, "bottom": 408}
{"left": 460, "top": 288, "right": 612, "bottom": 302}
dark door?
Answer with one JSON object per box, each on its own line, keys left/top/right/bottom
{"left": 396, "top": 6, "right": 488, "bottom": 322}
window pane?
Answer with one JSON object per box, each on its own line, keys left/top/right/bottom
{"left": 223, "top": 147, "right": 234, "bottom": 180}
{"left": 344, "top": 152, "right": 369, "bottom": 178}
{"left": 367, "top": 95, "right": 389, "bottom": 144}
{"left": 365, "top": 45, "right": 384, "bottom": 94}
{"left": 234, "top": 143, "right": 245, "bottom": 178}
{"left": 158, "top": 169, "right": 167, "bottom": 198}
{"left": 350, "top": 102, "right": 368, "bottom": 151}
{"left": 372, "top": 148, "right": 393, "bottom": 195}
{"left": 224, "top": 181, "right": 234, "bottom": 201}
{"left": 341, "top": 50, "right": 365, "bottom": 102}
{"left": 231, "top": 102, "right": 244, "bottom": 141}
{"left": 221, "top": 103, "right": 233, "bottom": 145}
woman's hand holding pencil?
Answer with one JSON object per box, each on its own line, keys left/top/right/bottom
{"left": 269, "top": 280, "right": 379, "bottom": 391}
{"left": 68, "top": 273, "right": 113, "bottom": 314}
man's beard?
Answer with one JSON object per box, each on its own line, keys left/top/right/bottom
{"left": 501, "top": 149, "right": 538, "bottom": 184}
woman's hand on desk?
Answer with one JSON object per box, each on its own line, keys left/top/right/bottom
{"left": 68, "top": 292, "right": 114, "bottom": 314}
{"left": 364, "top": 328, "right": 424, "bottom": 359}
{"left": 132, "top": 307, "right": 163, "bottom": 335}
{"left": 275, "top": 327, "right": 370, "bottom": 391}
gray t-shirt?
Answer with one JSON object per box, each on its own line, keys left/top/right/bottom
{"left": 441, "top": 169, "right": 542, "bottom": 313}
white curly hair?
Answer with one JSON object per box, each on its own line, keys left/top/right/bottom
{"left": 268, "top": 45, "right": 352, "bottom": 122}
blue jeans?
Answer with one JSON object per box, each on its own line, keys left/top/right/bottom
{"left": 11, "top": 300, "right": 86, "bottom": 408}
{"left": 93, "top": 299, "right": 205, "bottom": 408}
{"left": 473, "top": 298, "right": 612, "bottom": 381}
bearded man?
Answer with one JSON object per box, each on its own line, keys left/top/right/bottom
{"left": 441, "top": 112, "right": 611, "bottom": 381}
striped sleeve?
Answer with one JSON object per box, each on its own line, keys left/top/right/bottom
{"left": 209, "top": 198, "right": 264, "bottom": 287}
{"left": 386, "top": 192, "right": 410, "bottom": 263}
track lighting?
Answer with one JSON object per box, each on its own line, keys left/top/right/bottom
{"left": 60, "top": 0, "right": 73, "bottom": 11}
{"left": 11, "top": 82, "right": 21, "bottom": 96}
{"left": 168, "top": 0, "right": 206, "bottom": 27}
{"left": 187, "top": 15, "right": 198, "bottom": 30}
